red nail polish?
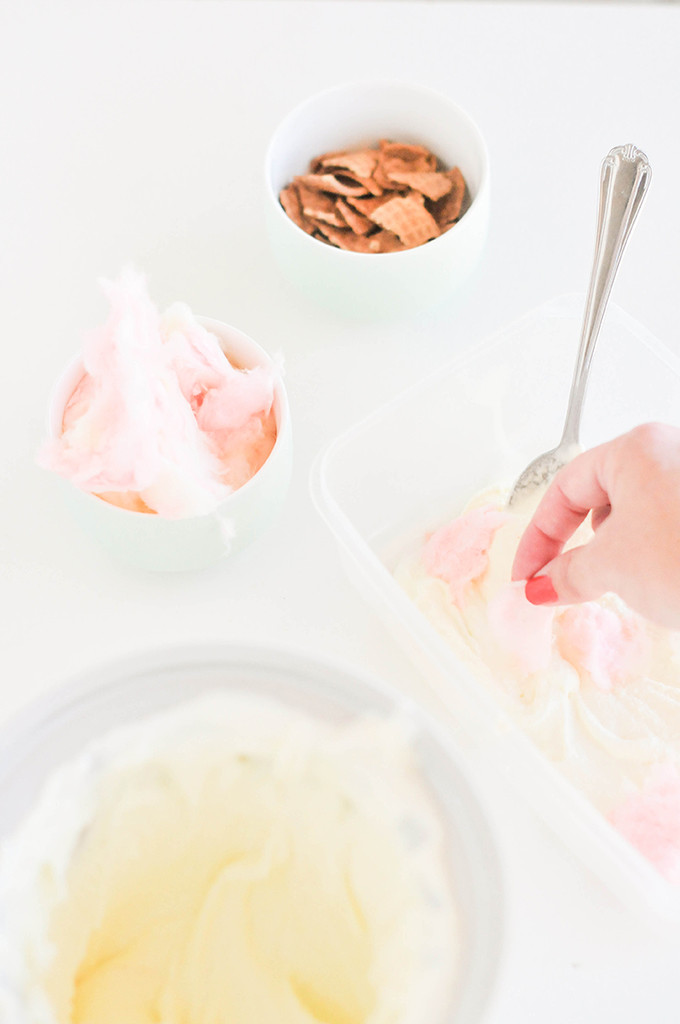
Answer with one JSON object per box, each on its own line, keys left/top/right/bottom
{"left": 525, "top": 575, "right": 559, "bottom": 606}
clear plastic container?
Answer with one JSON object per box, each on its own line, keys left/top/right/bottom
{"left": 311, "top": 294, "right": 680, "bottom": 920}
{"left": 0, "top": 644, "right": 504, "bottom": 1024}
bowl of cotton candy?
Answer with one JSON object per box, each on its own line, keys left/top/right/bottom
{"left": 39, "top": 269, "right": 292, "bottom": 571}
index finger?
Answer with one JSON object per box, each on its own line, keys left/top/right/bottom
{"left": 511, "top": 443, "right": 612, "bottom": 581}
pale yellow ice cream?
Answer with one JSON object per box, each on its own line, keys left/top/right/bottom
{"left": 0, "top": 694, "right": 456, "bottom": 1024}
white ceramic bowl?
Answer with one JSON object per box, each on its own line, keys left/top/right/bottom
{"left": 264, "top": 81, "right": 490, "bottom": 320}
{"left": 46, "top": 318, "right": 292, "bottom": 572}
{"left": 0, "top": 644, "right": 504, "bottom": 1024}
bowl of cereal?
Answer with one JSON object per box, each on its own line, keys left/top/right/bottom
{"left": 264, "top": 81, "right": 490, "bottom": 319}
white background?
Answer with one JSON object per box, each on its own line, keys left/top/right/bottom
{"left": 2, "top": 1, "right": 680, "bottom": 1020}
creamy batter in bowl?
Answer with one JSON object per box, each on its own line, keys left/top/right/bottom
{"left": 0, "top": 646, "right": 504, "bottom": 1024}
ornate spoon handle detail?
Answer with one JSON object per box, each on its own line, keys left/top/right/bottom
{"left": 561, "top": 144, "right": 651, "bottom": 447}
{"left": 508, "top": 145, "right": 651, "bottom": 507}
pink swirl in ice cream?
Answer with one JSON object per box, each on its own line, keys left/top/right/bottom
{"left": 611, "top": 764, "right": 680, "bottom": 882}
{"left": 40, "top": 270, "right": 277, "bottom": 519}
{"left": 557, "top": 603, "right": 650, "bottom": 693}
{"left": 487, "top": 583, "right": 554, "bottom": 676}
{"left": 422, "top": 504, "right": 509, "bottom": 605}
{"left": 396, "top": 488, "right": 680, "bottom": 881}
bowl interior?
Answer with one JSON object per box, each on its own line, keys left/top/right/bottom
{"left": 49, "top": 318, "right": 289, "bottom": 443}
{"left": 266, "top": 80, "right": 488, "bottom": 207}
{"left": 0, "top": 644, "right": 504, "bottom": 1023}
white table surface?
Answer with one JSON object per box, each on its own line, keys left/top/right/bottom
{"left": 2, "top": 1, "right": 680, "bottom": 1020}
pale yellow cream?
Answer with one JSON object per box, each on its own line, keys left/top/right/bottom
{"left": 1, "top": 695, "right": 455, "bottom": 1024}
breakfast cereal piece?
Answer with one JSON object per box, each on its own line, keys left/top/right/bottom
{"left": 341, "top": 175, "right": 383, "bottom": 197}
{"left": 318, "top": 149, "right": 379, "bottom": 181}
{"left": 294, "top": 173, "right": 368, "bottom": 197}
{"left": 336, "top": 198, "right": 375, "bottom": 235}
{"left": 344, "top": 195, "right": 390, "bottom": 218}
{"left": 378, "top": 142, "right": 438, "bottom": 169}
{"left": 369, "top": 193, "right": 440, "bottom": 248}
{"left": 429, "top": 167, "right": 467, "bottom": 227}
{"left": 297, "top": 184, "right": 346, "bottom": 227}
{"left": 311, "top": 152, "right": 383, "bottom": 196}
{"left": 353, "top": 175, "right": 385, "bottom": 197}
{"left": 279, "top": 185, "right": 315, "bottom": 234}
{"left": 316, "top": 223, "right": 405, "bottom": 254}
{"left": 371, "top": 161, "right": 397, "bottom": 192}
{"left": 374, "top": 140, "right": 438, "bottom": 193}
{"left": 310, "top": 149, "right": 344, "bottom": 171}
{"left": 380, "top": 140, "right": 437, "bottom": 173}
{"left": 366, "top": 229, "right": 406, "bottom": 253}
{"left": 384, "top": 170, "right": 453, "bottom": 201}
{"left": 313, "top": 223, "right": 375, "bottom": 252}
{"left": 303, "top": 219, "right": 339, "bottom": 239}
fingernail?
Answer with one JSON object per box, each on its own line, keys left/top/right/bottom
{"left": 525, "top": 575, "right": 559, "bottom": 606}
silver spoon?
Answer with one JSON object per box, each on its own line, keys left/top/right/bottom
{"left": 507, "top": 144, "right": 651, "bottom": 509}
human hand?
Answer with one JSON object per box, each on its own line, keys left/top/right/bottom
{"left": 511, "top": 423, "right": 680, "bottom": 629}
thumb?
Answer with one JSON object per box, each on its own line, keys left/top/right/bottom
{"left": 524, "top": 540, "right": 611, "bottom": 607}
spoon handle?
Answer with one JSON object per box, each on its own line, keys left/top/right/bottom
{"left": 561, "top": 144, "right": 651, "bottom": 447}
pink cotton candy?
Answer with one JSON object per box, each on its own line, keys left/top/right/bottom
{"left": 39, "top": 269, "right": 276, "bottom": 519}
{"left": 162, "top": 305, "right": 274, "bottom": 434}
{"left": 557, "top": 603, "right": 649, "bottom": 692}
{"left": 422, "top": 504, "right": 510, "bottom": 605}
{"left": 487, "top": 582, "right": 554, "bottom": 675}
{"left": 611, "top": 764, "right": 680, "bottom": 883}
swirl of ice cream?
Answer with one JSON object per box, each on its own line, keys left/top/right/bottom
{"left": 0, "top": 694, "right": 456, "bottom": 1024}
{"left": 39, "top": 270, "right": 277, "bottom": 519}
{"left": 395, "top": 488, "right": 680, "bottom": 881}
